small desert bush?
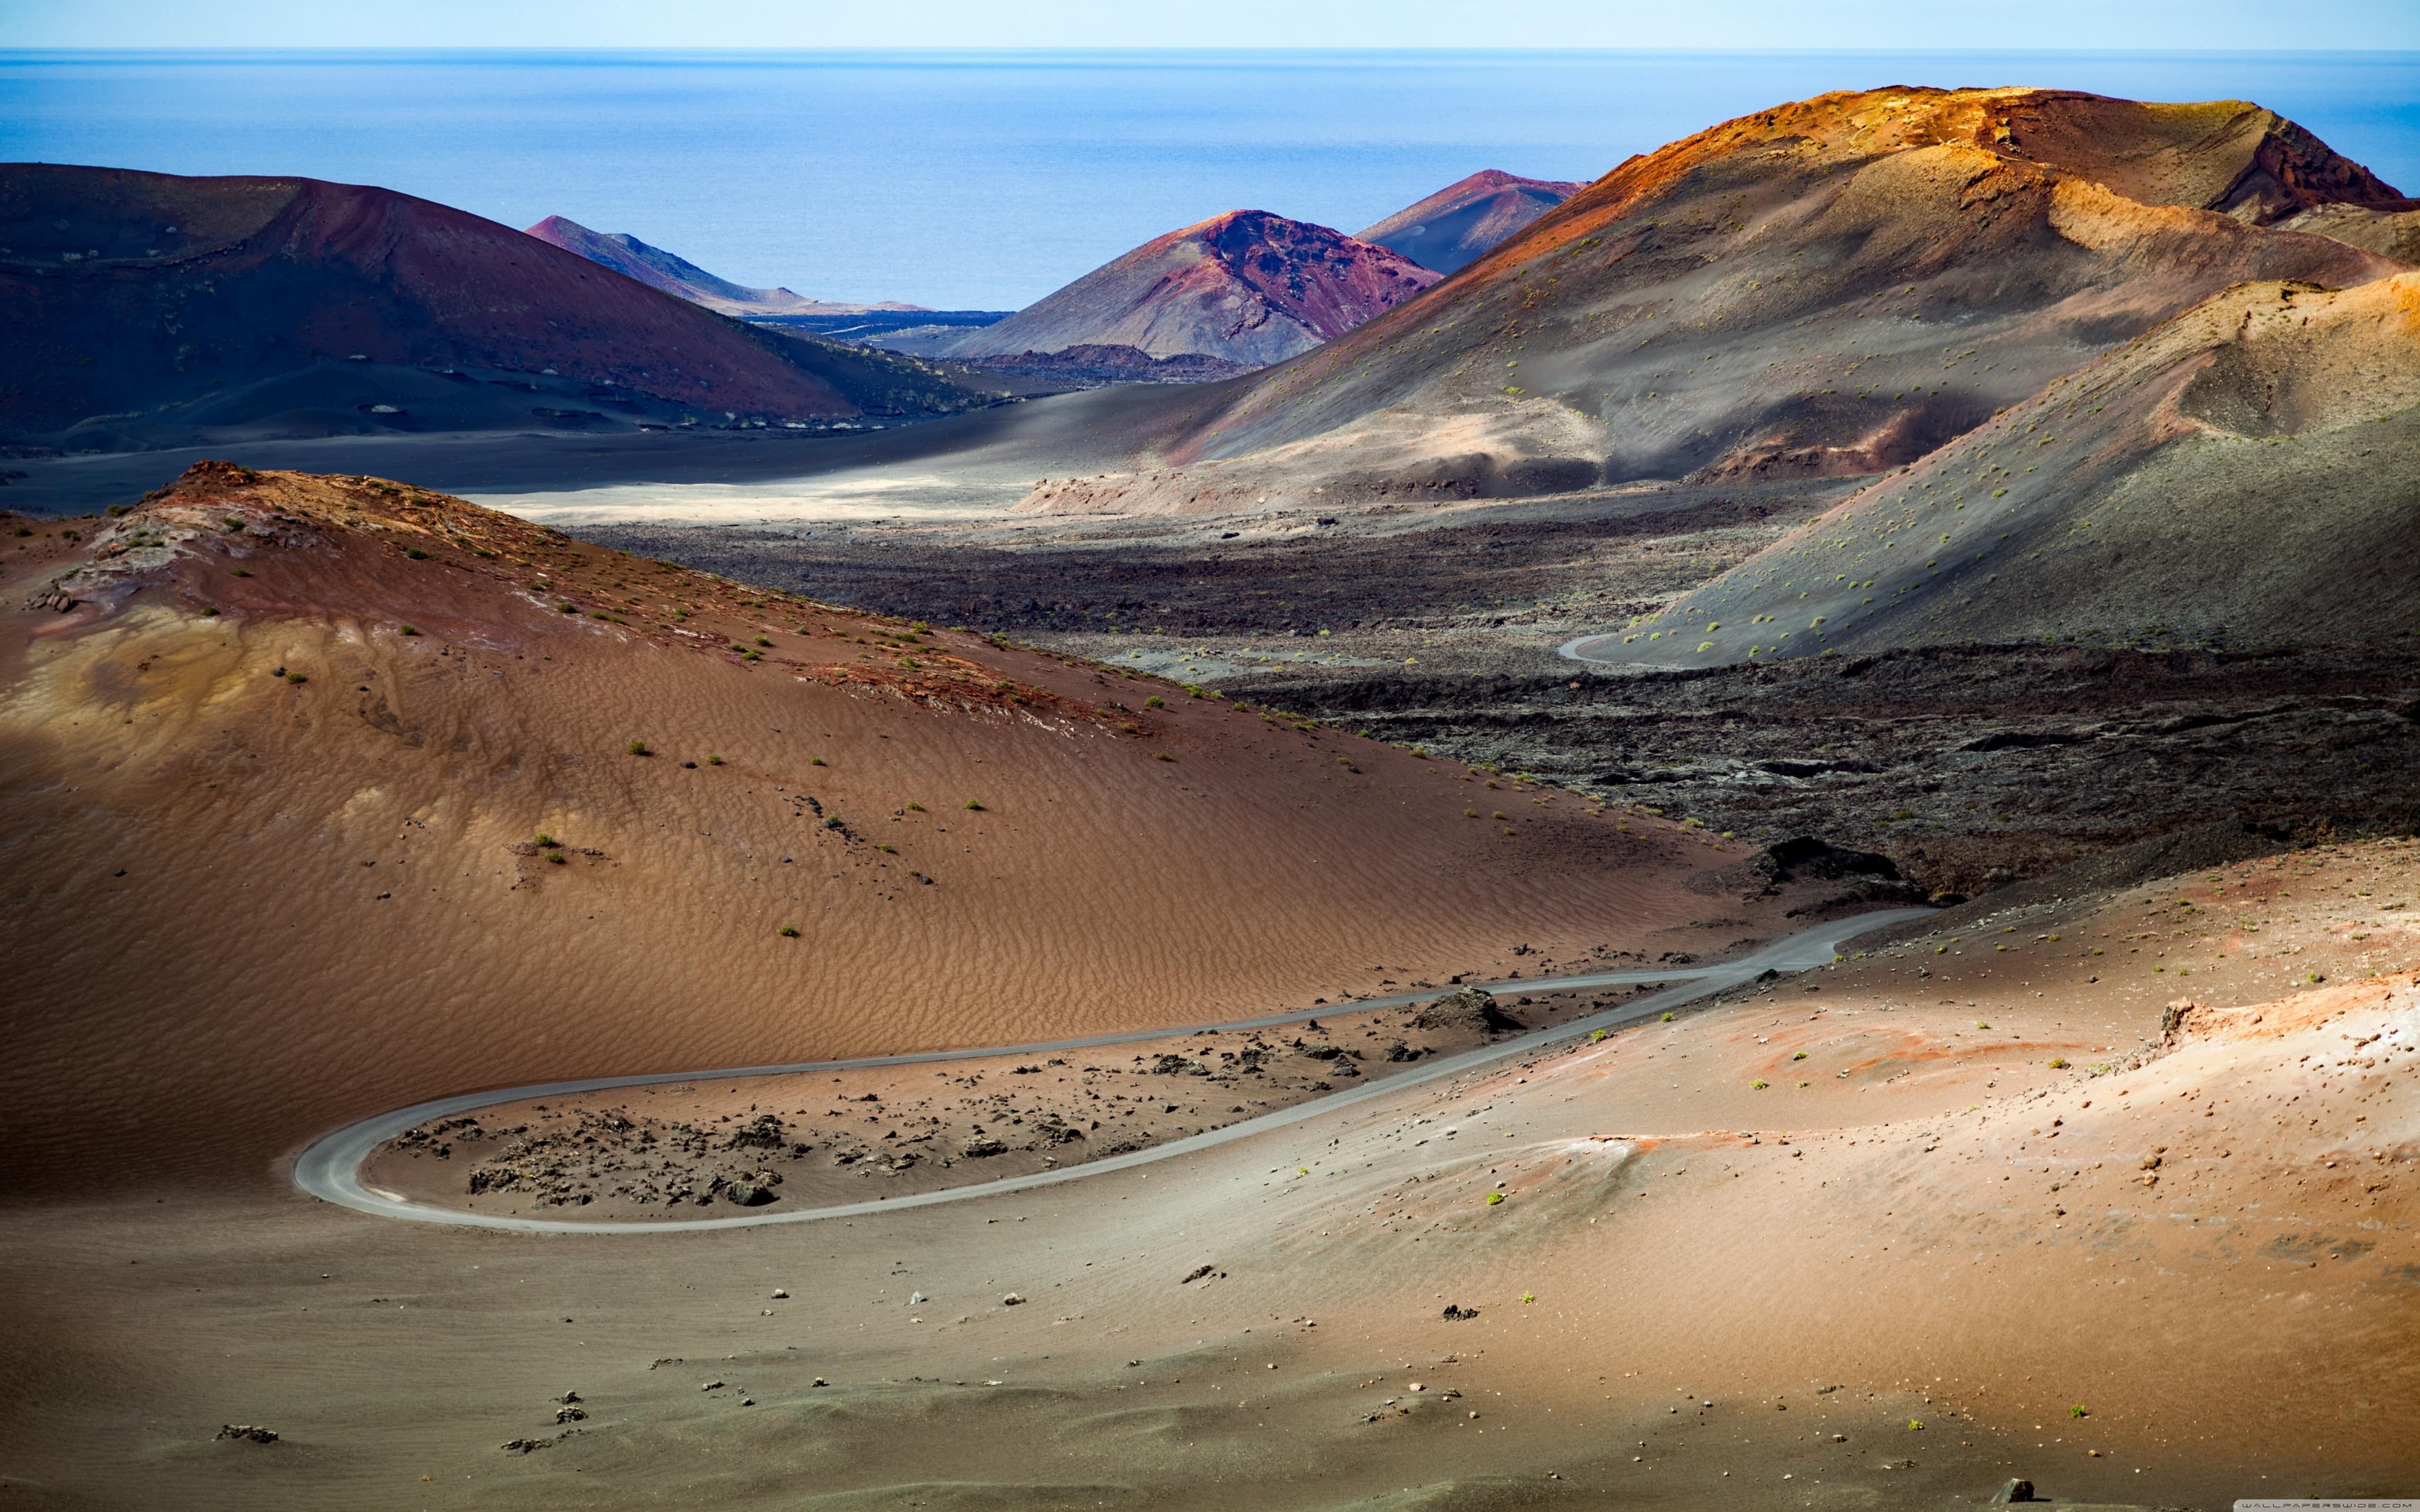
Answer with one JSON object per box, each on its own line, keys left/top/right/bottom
{"left": 778, "top": 926, "right": 799, "bottom": 937}
{"left": 628, "top": 740, "right": 651, "bottom": 756}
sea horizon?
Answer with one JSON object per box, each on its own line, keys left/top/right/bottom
{"left": 6, "top": 47, "right": 2416, "bottom": 308}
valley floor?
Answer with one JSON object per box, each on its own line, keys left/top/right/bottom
{"left": 5, "top": 838, "right": 2414, "bottom": 1510}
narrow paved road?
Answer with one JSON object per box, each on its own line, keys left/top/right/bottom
{"left": 292, "top": 908, "right": 1930, "bottom": 1234}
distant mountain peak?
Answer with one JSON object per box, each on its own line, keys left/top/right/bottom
{"left": 1358, "top": 170, "right": 1589, "bottom": 274}
{"left": 930, "top": 208, "right": 1439, "bottom": 369}
{"left": 525, "top": 215, "right": 925, "bottom": 318}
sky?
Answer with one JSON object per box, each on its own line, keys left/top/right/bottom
{"left": 6, "top": 0, "right": 2419, "bottom": 51}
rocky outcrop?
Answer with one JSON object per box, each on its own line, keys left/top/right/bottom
{"left": 1413, "top": 987, "right": 1522, "bottom": 1036}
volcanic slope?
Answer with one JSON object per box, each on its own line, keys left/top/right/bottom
{"left": 918, "top": 209, "right": 1442, "bottom": 368}
{"left": 1024, "top": 89, "right": 2406, "bottom": 516}
{"left": 524, "top": 215, "right": 920, "bottom": 318}
{"left": 1358, "top": 168, "right": 1589, "bottom": 275}
{"left": 0, "top": 165, "right": 996, "bottom": 447}
{"left": 0, "top": 462, "right": 1791, "bottom": 1193}
{"left": 1600, "top": 270, "right": 2420, "bottom": 666}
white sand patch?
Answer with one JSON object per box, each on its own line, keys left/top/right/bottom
{"left": 467, "top": 469, "right": 1032, "bottom": 528}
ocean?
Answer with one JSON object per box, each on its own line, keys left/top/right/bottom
{"left": 3, "top": 49, "right": 2416, "bottom": 309}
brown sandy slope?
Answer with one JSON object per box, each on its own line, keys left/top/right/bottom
{"left": 925, "top": 210, "right": 1441, "bottom": 367}
{"left": 1607, "top": 271, "right": 2420, "bottom": 665}
{"left": 0, "top": 463, "right": 1793, "bottom": 1194}
{"left": 524, "top": 215, "right": 921, "bottom": 318}
{"left": 0, "top": 165, "right": 997, "bottom": 445}
{"left": 1014, "top": 88, "right": 2404, "bottom": 517}
{"left": 1357, "top": 169, "right": 1589, "bottom": 275}
{"left": 2, "top": 827, "right": 2409, "bottom": 1507}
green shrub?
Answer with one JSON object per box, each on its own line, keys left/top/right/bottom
{"left": 707, "top": 755, "right": 724, "bottom": 765}
{"left": 1146, "top": 695, "right": 1165, "bottom": 708}
{"left": 406, "top": 547, "right": 427, "bottom": 559}
{"left": 285, "top": 671, "right": 307, "bottom": 685}
{"left": 628, "top": 740, "right": 651, "bottom": 756}
{"left": 778, "top": 926, "right": 799, "bottom": 937}
{"left": 534, "top": 833, "right": 559, "bottom": 848}
{"left": 398, "top": 624, "right": 419, "bottom": 636}
{"left": 1659, "top": 1012, "right": 1674, "bottom": 1022}
{"left": 965, "top": 800, "right": 984, "bottom": 811}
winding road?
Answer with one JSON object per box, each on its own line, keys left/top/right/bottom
{"left": 292, "top": 908, "right": 1931, "bottom": 1235}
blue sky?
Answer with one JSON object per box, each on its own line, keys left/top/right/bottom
{"left": 7, "top": 0, "right": 2418, "bottom": 50}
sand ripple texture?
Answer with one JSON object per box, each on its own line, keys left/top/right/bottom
{"left": 0, "top": 464, "right": 1806, "bottom": 1190}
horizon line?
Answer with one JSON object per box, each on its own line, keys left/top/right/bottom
{"left": 9, "top": 44, "right": 2420, "bottom": 57}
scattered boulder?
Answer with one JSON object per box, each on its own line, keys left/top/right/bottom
{"left": 723, "top": 1113, "right": 786, "bottom": 1151}
{"left": 1384, "top": 1040, "right": 1426, "bottom": 1062}
{"left": 961, "top": 1134, "right": 1007, "bottom": 1157}
{"left": 1001, "top": 1292, "right": 1026, "bottom": 1306}
{"left": 724, "top": 1179, "right": 777, "bottom": 1207}
{"left": 215, "top": 1424, "right": 278, "bottom": 1444}
{"left": 1440, "top": 1303, "right": 1479, "bottom": 1321}
{"left": 1413, "top": 987, "right": 1522, "bottom": 1035}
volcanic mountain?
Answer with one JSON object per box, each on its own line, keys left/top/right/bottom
{"left": 0, "top": 165, "right": 996, "bottom": 447}
{"left": 910, "top": 210, "right": 1442, "bottom": 369}
{"left": 0, "top": 461, "right": 1777, "bottom": 1188}
{"left": 1593, "top": 270, "right": 2420, "bottom": 666}
{"left": 524, "top": 214, "right": 922, "bottom": 318}
{"left": 1024, "top": 89, "right": 2409, "bottom": 515}
{"left": 1357, "top": 168, "right": 1588, "bottom": 274}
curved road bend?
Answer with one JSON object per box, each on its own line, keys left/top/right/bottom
{"left": 1558, "top": 631, "right": 1649, "bottom": 666}
{"left": 294, "top": 908, "right": 1932, "bottom": 1234}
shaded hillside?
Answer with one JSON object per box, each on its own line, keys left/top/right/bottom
{"left": 525, "top": 214, "right": 921, "bottom": 318}
{"left": 2282, "top": 202, "right": 2420, "bottom": 264}
{"left": 0, "top": 165, "right": 999, "bottom": 446}
{"left": 1064, "top": 89, "right": 2406, "bottom": 513}
{"left": 916, "top": 210, "right": 1441, "bottom": 367}
{"left": 1358, "top": 169, "right": 1587, "bottom": 274}
{"left": 1596, "top": 272, "right": 2420, "bottom": 665}
{"left": 0, "top": 461, "right": 1749, "bottom": 1186}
